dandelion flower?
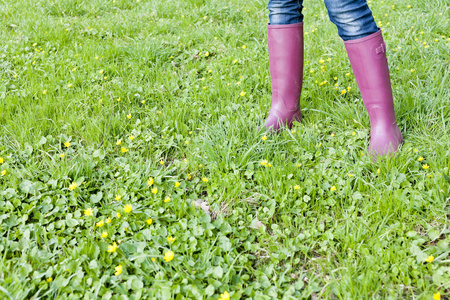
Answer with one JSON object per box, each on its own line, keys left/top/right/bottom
{"left": 262, "top": 135, "right": 267, "bottom": 141}
{"left": 260, "top": 160, "right": 268, "bottom": 166}
{"left": 129, "top": 135, "right": 135, "bottom": 140}
{"left": 240, "top": 91, "right": 246, "bottom": 96}
{"left": 330, "top": 186, "right": 337, "bottom": 191}
{"left": 377, "top": 169, "right": 381, "bottom": 174}
{"left": 219, "top": 291, "right": 230, "bottom": 300}
{"left": 101, "top": 231, "right": 108, "bottom": 238}
{"left": 167, "top": 236, "right": 176, "bottom": 243}
{"left": 1, "top": 170, "right": 6, "bottom": 176}
{"left": 164, "top": 196, "right": 170, "bottom": 203}
{"left": 116, "top": 139, "right": 122, "bottom": 145}
{"left": 64, "top": 141, "right": 71, "bottom": 147}
{"left": 242, "top": 45, "right": 246, "bottom": 49}
{"left": 99, "top": 69, "right": 104, "bottom": 74}
{"left": 107, "top": 242, "right": 118, "bottom": 253}
{"left": 68, "top": 84, "right": 72, "bottom": 88}
{"left": 46, "top": 277, "right": 53, "bottom": 283}
{"left": 164, "top": 250, "right": 174, "bottom": 262}
{"left": 147, "top": 177, "right": 154, "bottom": 186}
{"left": 202, "top": 177, "right": 208, "bottom": 182}
{"left": 69, "top": 182, "right": 77, "bottom": 191}
{"left": 117, "top": 212, "right": 121, "bottom": 218}
{"left": 114, "top": 265, "right": 122, "bottom": 276}
{"left": 0, "top": 157, "right": 3, "bottom": 164}
{"left": 425, "top": 255, "right": 434, "bottom": 263}
{"left": 187, "top": 173, "right": 192, "bottom": 180}
{"left": 433, "top": 292, "right": 441, "bottom": 300}
{"left": 418, "top": 156, "right": 424, "bottom": 161}
{"left": 146, "top": 218, "right": 153, "bottom": 225}
{"left": 151, "top": 187, "right": 158, "bottom": 194}
{"left": 84, "top": 208, "right": 93, "bottom": 216}
{"left": 294, "top": 185, "right": 300, "bottom": 190}
{"left": 151, "top": 257, "right": 155, "bottom": 262}
{"left": 115, "top": 194, "right": 122, "bottom": 201}
{"left": 42, "top": 90, "right": 47, "bottom": 94}
{"left": 160, "top": 160, "right": 164, "bottom": 165}
{"left": 233, "top": 59, "right": 238, "bottom": 64}
{"left": 127, "top": 113, "right": 131, "bottom": 119}
{"left": 423, "top": 164, "right": 429, "bottom": 169}
{"left": 174, "top": 181, "right": 180, "bottom": 187}
{"left": 121, "top": 147, "right": 128, "bottom": 153}
{"left": 106, "top": 217, "right": 111, "bottom": 224}
{"left": 123, "top": 204, "right": 132, "bottom": 213}
{"left": 96, "top": 220, "right": 105, "bottom": 227}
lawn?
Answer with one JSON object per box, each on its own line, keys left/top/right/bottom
{"left": 0, "top": 0, "right": 449, "bottom": 299}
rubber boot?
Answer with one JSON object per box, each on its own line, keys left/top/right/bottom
{"left": 344, "top": 30, "right": 403, "bottom": 159}
{"left": 264, "top": 22, "right": 304, "bottom": 131}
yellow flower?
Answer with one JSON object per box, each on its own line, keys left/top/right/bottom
{"left": 84, "top": 208, "right": 93, "bottom": 216}
{"left": 147, "top": 177, "right": 154, "bottom": 186}
{"left": 167, "top": 236, "right": 176, "bottom": 243}
{"left": 1, "top": 170, "right": 6, "bottom": 176}
{"left": 240, "top": 91, "right": 246, "bottom": 96}
{"left": 95, "top": 56, "right": 99, "bottom": 60}
{"left": 67, "top": 84, "right": 72, "bottom": 88}
{"left": 64, "top": 141, "right": 71, "bottom": 147}
{"left": 107, "top": 242, "right": 118, "bottom": 253}
{"left": 115, "top": 194, "right": 122, "bottom": 201}
{"left": 418, "top": 156, "right": 424, "bottom": 161}
{"left": 106, "top": 217, "right": 111, "bottom": 224}
{"left": 204, "top": 51, "right": 209, "bottom": 57}
{"left": 319, "top": 59, "right": 325, "bottom": 64}
{"left": 46, "top": 277, "right": 53, "bottom": 283}
{"left": 233, "top": 59, "right": 238, "bottom": 64}
{"left": 99, "top": 69, "right": 104, "bottom": 74}
{"left": 219, "top": 291, "right": 230, "bottom": 300}
{"left": 262, "top": 135, "right": 267, "bottom": 141}
{"left": 42, "top": 90, "right": 47, "bottom": 94}
{"left": 146, "top": 218, "right": 153, "bottom": 225}
{"left": 425, "top": 255, "right": 434, "bottom": 263}
{"left": 164, "top": 196, "right": 170, "bottom": 203}
{"left": 347, "top": 174, "right": 354, "bottom": 177}
{"left": 116, "top": 98, "right": 121, "bottom": 102}
{"left": 294, "top": 185, "right": 300, "bottom": 190}
{"left": 121, "top": 147, "right": 128, "bottom": 153}
{"left": 331, "top": 133, "right": 335, "bottom": 137}
{"left": 60, "top": 153, "right": 65, "bottom": 158}
{"left": 164, "top": 250, "right": 174, "bottom": 262}
{"left": 117, "top": 212, "right": 121, "bottom": 218}
{"left": 96, "top": 220, "right": 105, "bottom": 227}
{"left": 291, "top": 130, "right": 296, "bottom": 133}
{"left": 116, "top": 139, "right": 122, "bottom": 145}
{"left": 198, "top": 164, "right": 203, "bottom": 168}
{"left": 187, "top": 173, "right": 192, "bottom": 180}
{"left": 123, "top": 204, "right": 132, "bottom": 213}
{"left": 414, "top": 148, "right": 418, "bottom": 153}
{"left": 151, "top": 257, "right": 155, "bottom": 262}
{"left": 260, "top": 159, "right": 268, "bottom": 166}
{"left": 0, "top": 157, "right": 3, "bottom": 164}
{"left": 242, "top": 45, "right": 246, "bottom": 49}
{"left": 101, "top": 231, "right": 108, "bottom": 238}
{"left": 114, "top": 264, "right": 122, "bottom": 276}
{"left": 185, "top": 140, "right": 189, "bottom": 145}
{"left": 433, "top": 292, "right": 441, "bottom": 300}
{"left": 377, "top": 169, "right": 381, "bottom": 174}
{"left": 295, "top": 163, "right": 301, "bottom": 167}
{"left": 129, "top": 135, "right": 135, "bottom": 140}
{"left": 174, "top": 181, "right": 180, "bottom": 187}
{"left": 423, "top": 164, "right": 430, "bottom": 169}
{"left": 330, "top": 186, "right": 337, "bottom": 191}
{"left": 152, "top": 187, "right": 158, "bottom": 194}
{"left": 202, "top": 177, "right": 208, "bottom": 182}
{"left": 69, "top": 182, "right": 77, "bottom": 191}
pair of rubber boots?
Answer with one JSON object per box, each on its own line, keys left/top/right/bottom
{"left": 264, "top": 23, "right": 403, "bottom": 160}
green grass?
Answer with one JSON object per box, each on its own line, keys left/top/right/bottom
{"left": 0, "top": 0, "right": 449, "bottom": 298}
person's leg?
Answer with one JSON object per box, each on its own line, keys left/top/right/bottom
{"left": 268, "top": 0, "right": 303, "bottom": 25}
{"left": 265, "top": 0, "right": 304, "bottom": 131}
{"left": 324, "top": 0, "right": 403, "bottom": 159}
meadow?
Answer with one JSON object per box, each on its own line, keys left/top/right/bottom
{"left": 0, "top": 0, "right": 449, "bottom": 298}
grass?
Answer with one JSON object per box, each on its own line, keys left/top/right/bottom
{"left": 0, "top": 0, "right": 449, "bottom": 299}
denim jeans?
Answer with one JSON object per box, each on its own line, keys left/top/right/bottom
{"left": 268, "top": 0, "right": 378, "bottom": 41}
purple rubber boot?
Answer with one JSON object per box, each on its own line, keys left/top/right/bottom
{"left": 264, "top": 23, "right": 304, "bottom": 132}
{"left": 344, "top": 30, "right": 403, "bottom": 160}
